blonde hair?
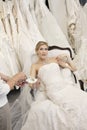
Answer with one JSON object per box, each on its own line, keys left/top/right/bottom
{"left": 35, "top": 41, "right": 48, "bottom": 52}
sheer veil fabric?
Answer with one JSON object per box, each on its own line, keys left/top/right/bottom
{"left": 11, "top": 84, "right": 33, "bottom": 130}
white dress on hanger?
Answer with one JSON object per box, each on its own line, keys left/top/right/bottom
{"left": 17, "top": 0, "right": 44, "bottom": 44}
{"left": 34, "top": 0, "right": 71, "bottom": 48}
{"left": 2, "top": 1, "right": 13, "bottom": 45}
{"left": 71, "top": 0, "right": 87, "bottom": 81}
{"left": 48, "top": 0, "right": 87, "bottom": 52}
{"left": 6, "top": 1, "right": 18, "bottom": 46}
{"left": 73, "top": 38, "right": 87, "bottom": 81}
{"left": 13, "top": 0, "right": 37, "bottom": 75}
{"left": 0, "top": 19, "right": 20, "bottom": 76}
{"left": 48, "top": 0, "right": 68, "bottom": 39}
{"left": 83, "top": 3, "right": 87, "bottom": 16}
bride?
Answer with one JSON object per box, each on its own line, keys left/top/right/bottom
{"left": 19, "top": 41, "right": 87, "bottom": 130}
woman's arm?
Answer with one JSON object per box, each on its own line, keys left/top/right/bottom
{"left": 29, "top": 64, "right": 37, "bottom": 88}
{"left": 66, "top": 57, "right": 77, "bottom": 71}
{"left": 30, "top": 64, "right": 37, "bottom": 78}
{"left": 56, "top": 55, "right": 76, "bottom": 71}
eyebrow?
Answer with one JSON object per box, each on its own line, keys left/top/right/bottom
{"left": 40, "top": 48, "right": 48, "bottom": 50}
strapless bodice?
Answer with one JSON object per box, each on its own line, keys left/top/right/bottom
{"left": 38, "top": 63, "right": 64, "bottom": 91}
{"left": 38, "top": 62, "right": 80, "bottom": 96}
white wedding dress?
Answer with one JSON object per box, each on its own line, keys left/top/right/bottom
{"left": 20, "top": 63, "right": 87, "bottom": 130}
{"left": 0, "top": 17, "right": 20, "bottom": 76}
{"left": 34, "top": 0, "right": 71, "bottom": 48}
{"left": 48, "top": 0, "right": 87, "bottom": 52}
{"left": 83, "top": 3, "right": 87, "bottom": 15}
{"left": 48, "top": 0, "right": 68, "bottom": 39}
{"left": 12, "top": 0, "right": 45, "bottom": 75}
{"left": 12, "top": 0, "right": 35, "bottom": 75}
{"left": 17, "top": 0, "right": 44, "bottom": 43}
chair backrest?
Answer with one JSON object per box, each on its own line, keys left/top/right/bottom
{"left": 48, "top": 45, "right": 84, "bottom": 90}
{"left": 48, "top": 45, "right": 73, "bottom": 59}
{"left": 31, "top": 45, "right": 73, "bottom": 64}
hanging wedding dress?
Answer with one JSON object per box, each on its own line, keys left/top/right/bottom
{"left": 0, "top": 0, "right": 21, "bottom": 76}
{"left": 71, "top": 0, "right": 87, "bottom": 82}
{"left": 20, "top": 63, "right": 87, "bottom": 130}
{"left": 17, "top": 0, "right": 44, "bottom": 44}
{"left": 0, "top": 1, "right": 11, "bottom": 75}
{"left": 83, "top": 3, "right": 87, "bottom": 15}
{"left": 0, "top": 19, "right": 20, "bottom": 76}
{"left": 48, "top": 0, "right": 87, "bottom": 53}
{"left": 2, "top": 1, "right": 14, "bottom": 46}
{"left": 47, "top": 0, "right": 68, "bottom": 39}
{"left": 34, "top": 0, "right": 71, "bottom": 48}
{"left": 67, "top": 0, "right": 87, "bottom": 52}
{"left": 73, "top": 38, "right": 87, "bottom": 82}
{"left": 6, "top": 0, "right": 18, "bottom": 46}
{"left": 23, "top": 0, "right": 39, "bottom": 26}
{"left": 12, "top": 0, "right": 37, "bottom": 75}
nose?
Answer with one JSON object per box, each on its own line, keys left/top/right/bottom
{"left": 42, "top": 49, "right": 47, "bottom": 53}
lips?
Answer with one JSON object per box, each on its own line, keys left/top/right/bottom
{"left": 42, "top": 54, "right": 46, "bottom": 56}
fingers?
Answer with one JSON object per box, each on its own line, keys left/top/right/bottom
{"left": 16, "top": 72, "right": 27, "bottom": 81}
{"left": 13, "top": 72, "right": 27, "bottom": 86}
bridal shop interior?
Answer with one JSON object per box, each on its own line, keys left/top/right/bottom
{"left": 1, "top": 0, "right": 87, "bottom": 130}
{"left": 0, "top": 0, "right": 87, "bottom": 89}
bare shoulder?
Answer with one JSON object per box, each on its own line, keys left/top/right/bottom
{"left": 48, "top": 57, "right": 56, "bottom": 63}
{"left": 31, "top": 63, "right": 37, "bottom": 69}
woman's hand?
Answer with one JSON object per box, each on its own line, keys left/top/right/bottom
{"left": 28, "top": 78, "right": 41, "bottom": 89}
{"left": 56, "top": 54, "right": 69, "bottom": 62}
{"left": 56, "top": 56, "right": 76, "bottom": 71}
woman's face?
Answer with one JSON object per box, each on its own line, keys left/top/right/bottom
{"left": 37, "top": 44, "right": 48, "bottom": 60}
